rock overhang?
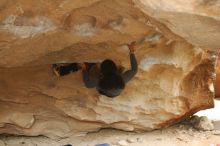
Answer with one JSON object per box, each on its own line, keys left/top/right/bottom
{"left": 0, "top": 0, "right": 218, "bottom": 138}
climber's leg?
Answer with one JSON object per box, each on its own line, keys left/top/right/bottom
{"left": 52, "top": 63, "right": 79, "bottom": 76}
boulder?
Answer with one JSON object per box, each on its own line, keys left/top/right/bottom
{"left": 189, "top": 116, "right": 214, "bottom": 131}
{"left": 0, "top": 0, "right": 217, "bottom": 138}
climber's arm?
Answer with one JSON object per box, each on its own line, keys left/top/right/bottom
{"left": 81, "top": 64, "right": 97, "bottom": 88}
{"left": 122, "top": 54, "right": 138, "bottom": 83}
{"left": 122, "top": 42, "right": 138, "bottom": 83}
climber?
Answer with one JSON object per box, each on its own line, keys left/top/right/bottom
{"left": 80, "top": 42, "right": 138, "bottom": 97}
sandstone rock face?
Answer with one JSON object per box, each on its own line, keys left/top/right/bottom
{"left": 135, "top": 0, "right": 220, "bottom": 50}
{"left": 0, "top": 0, "right": 217, "bottom": 138}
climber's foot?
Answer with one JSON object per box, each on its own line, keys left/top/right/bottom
{"left": 52, "top": 63, "right": 79, "bottom": 76}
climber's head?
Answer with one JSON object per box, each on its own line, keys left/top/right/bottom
{"left": 98, "top": 73, "right": 125, "bottom": 97}
{"left": 100, "top": 59, "right": 117, "bottom": 76}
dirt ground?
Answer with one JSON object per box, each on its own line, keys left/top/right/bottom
{"left": 1, "top": 100, "right": 220, "bottom": 146}
{"left": 0, "top": 124, "right": 220, "bottom": 146}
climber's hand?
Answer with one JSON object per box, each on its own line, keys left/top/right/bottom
{"left": 79, "top": 63, "right": 86, "bottom": 70}
{"left": 127, "top": 41, "right": 136, "bottom": 54}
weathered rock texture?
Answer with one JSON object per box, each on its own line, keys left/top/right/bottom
{"left": 135, "top": 0, "right": 220, "bottom": 50}
{"left": 0, "top": 0, "right": 218, "bottom": 138}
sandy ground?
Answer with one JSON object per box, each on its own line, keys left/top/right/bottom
{"left": 1, "top": 100, "right": 220, "bottom": 146}
{"left": 1, "top": 125, "right": 220, "bottom": 146}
